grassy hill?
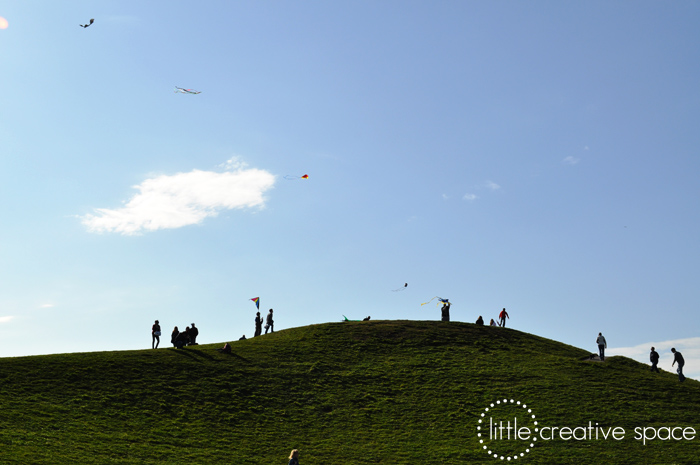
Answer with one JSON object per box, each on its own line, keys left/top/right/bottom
{"left": 0, "top": 320, "right": 698, "bottom": 464}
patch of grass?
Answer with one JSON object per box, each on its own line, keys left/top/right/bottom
{"left": 0, "top": 321, "right": 698, "bottom": 463}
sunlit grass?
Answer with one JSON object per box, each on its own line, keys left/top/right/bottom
{"left": 0, "top": 320, "right": 697, "bottom": 463}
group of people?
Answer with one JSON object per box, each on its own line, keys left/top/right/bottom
{"left": 150, "top": 320, "right": 199, "bottom": 349}
{"left": 171, "top": 324, "right": 199, "bottom": 349}
{"left": 226, "top": 308, "right": 277, "bottom": 343}
{"left": 596, "top": 332, "right": 686, "bottom": 382}
{"left": 441, "top": 303, "right": 511, "bottom": 328}
{"left": 476, "top": 308, "right": 510, "bottom": 327}
{"left": 253, "top": 308, "right": 275, "bottom": 337}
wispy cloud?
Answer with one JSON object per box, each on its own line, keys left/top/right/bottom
{"left": 610, "top": 337, "right": 700, "bottom": 380}
{"left": 0, "top": 316, "right": 14, "bottom": 324}
{"left": 485, "top": 180, "right": 501, "bottom": 191}
{"left": 39, "top": 304, "right": 55, "bottom": 309}
{"left": 463, "top": 193, "right": 478, "bottom": 201}
{"left": 563, "top": 156, "right": 580, "bottom": 165}
{"left": 81, "top": 159, "right": 275, "bottom": 235}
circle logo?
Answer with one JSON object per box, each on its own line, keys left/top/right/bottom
{"left": 477, "top": 399, "right": 538, "bottom": 460}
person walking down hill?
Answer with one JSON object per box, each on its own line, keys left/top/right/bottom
{"left": 152, "top": 320, "right": 161, "bottom": 349}
{"left": 650, "top": 347, "right": 660, "bottom": 373}
{"left": 265, "top": 308, "right": 274, "bottom": 334}
{"left": 476, "top": 315, "right": 484, "bottom": 325}
{"left": 254, "top": 311, "right": 263, "bottom": 337}
{"left": 499, "top": 308, "right": 509, "bottom": 327}
{"left": 441, "top": 301, "right": 451, "bottom": 322}
{"left": 288, "top": 449, "right": 300, "bottom": 465}
{"left": 671, "top": 348, "right": 685, "bottom": 382}
{"left": 171, "top": 326, "right": 179, "bottom": 347}
{"left": 596, "top": 332, "right": 607, "bottom": 361}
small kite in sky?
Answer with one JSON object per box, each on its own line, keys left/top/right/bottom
{"left": 421, "top": 296, "right": 449, "bottom": 307}
{"left": 80, "top": 19, "right": 94, "bottom": 28}
{"left": 283, "top": 174, "right": 309, "bottom": 180}
{"left": 175, "top": 87, "right": 202, "bottom": 94}
{"left": 250, "top": 297, "right": 260, "bottom": 309}
{"left": 392, "top": 283, "right": 408, "bottom": 292}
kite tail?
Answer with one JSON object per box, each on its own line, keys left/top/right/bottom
{"left": 421, "top": 296, "right": 449, "bottom": 307}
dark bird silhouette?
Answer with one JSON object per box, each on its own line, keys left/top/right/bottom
{"left": 80, "top": 19, "right": 94, "bottom": 28}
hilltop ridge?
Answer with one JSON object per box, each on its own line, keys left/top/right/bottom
{"left": 0, "top": 320, "right": 698, "bottom": 464}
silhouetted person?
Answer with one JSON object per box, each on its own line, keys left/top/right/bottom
{"left": 596, "top": 332, "right": 607, "bottom": 361}
{"left": 499, "top": 308, "right": 509, "bottom": 327}
{"left": 239, "top": 334, "right": 247, "bottom": 341}
{"left": 265, "top": 308, "right": 274, "bottom": 334}
{"left": 441, "top": 301, "right": 451, "bottom": 322}
{"left": 650, "top": 347, "right": 660, "bottom": 373}
{"left": 363, "top": 316, "right": 371, "bottom": 321}
{"left": 671, "top": 348, "right": 685, "bottom": 382}
{"left": 189, "top": 323, "right": 199, "bottom": 345}
{"left": 171, "top": 326, "right": 179, "bottom": 347}
{"left": 476, "top": 316, "right": 484, "bottom": 326}
{"left": 254, "top": 311, "right": 263, "bottom": 337}
{"left": 152, "top": 319, "right": 161, "bottom": 349}
{"left": 175, "top": 330, "right": 188, "bottom": 349}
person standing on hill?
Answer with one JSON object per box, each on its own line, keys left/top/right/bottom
{"left": 671, "top": 348, "right": 685, "bottom": 382}
{"left": 189, "top": 323, "right": 199, "bottom": 345}
{"left": 288, "top": 449, "right": 300, "bottom": 465}
{"left": 152, "top": 320, "right": 161, "bottom": 349}
{"left": 650, "top": 347, "right": 660, "bottom": 373}
{"left": 171, "top": 326, "right": 179, "bottom": 347}
{"left": 254, "top": 311, "right": 263, "bottom": 337}
{"left": 265, "top": 308, "right": 274, "bottom": 334}
{"left": 441, "top": 301, "right": 451, "bottom": 322}
{"left": 499, "top": 308, "right": 509, "bottom": 327}
{"left": 596, "top": 332, "right": 607, "bottom": 361}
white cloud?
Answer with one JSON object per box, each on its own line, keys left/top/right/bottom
{"left": 0, "top": 316, "right": 14, "bottom": 324}
{"left": 609, "top": 337, "right": 700, "bottom": 380}
{"left": 39, "top": 304, "right": 54, "bottom": 309}
{"left": 563, "top": 156, "right": 580, "bottom": 165}
{"left": 81, "top": 163, "right": 275, "bottom": 235}
{"left": 463, "top": 193, "right": 478, "bottom": 201}
{"left": 485, "top": 180, "right": 501, "bottom": 191}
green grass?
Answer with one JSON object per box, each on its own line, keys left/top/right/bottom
{"left": 0, "top": 320, "right": 698, "bottom": 464}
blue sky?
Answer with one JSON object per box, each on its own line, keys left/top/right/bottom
{"left": 1, "top": 1, "right": 699, "bottom": 378}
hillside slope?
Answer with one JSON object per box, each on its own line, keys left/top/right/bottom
{"left": 0, "top": 321, "right": 698, "bottom": 464}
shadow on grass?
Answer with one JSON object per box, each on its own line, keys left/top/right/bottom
{"left": 168, "top": 347, "right": 252, "bottom": 364}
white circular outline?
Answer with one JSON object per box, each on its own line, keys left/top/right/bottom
{"left": 477, "top": 398, "right": 537, "bottom": 460}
